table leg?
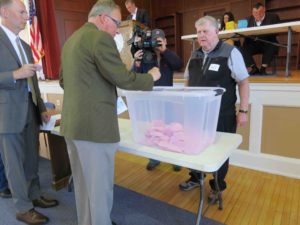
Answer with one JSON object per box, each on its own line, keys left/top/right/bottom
{"left": 213, "top": 172, "right": 223, "bottom": 210}
{"left": 195, "top": 172, "right": 205, "bottom": 225}
{"left": 285, "top": 27, "right": 292, "bottom": 77}
{"left": 46, "top": 132, "right": 71, "bottom": 190}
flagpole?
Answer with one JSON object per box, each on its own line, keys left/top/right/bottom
{"left": 28, "top": 0, "right": 46, "bottom": 80}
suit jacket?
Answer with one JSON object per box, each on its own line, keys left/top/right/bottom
{"left": 126, "top": 8, "right": 150, "bottom": 26}
{"left": 59, "top": 22, "right": 153, "bottom": 143}
{"left": 246, "top": 12, "right": 280, "bottom": 43}
{"left": 0, "top": 27, "right": 45, "bottom": 134}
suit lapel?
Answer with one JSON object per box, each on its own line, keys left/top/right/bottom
{"left": 261, "top": 15, "right": 269, "bottom": 26}
{"left": 20, "top": 39, "right": 33, "bottom": 63}
{"left": 0, "top": 27, "right": 22, "bottom": 66}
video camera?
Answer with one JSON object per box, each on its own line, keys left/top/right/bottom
{"left": 129, "top": 25, "right": 162, "bottom": 64}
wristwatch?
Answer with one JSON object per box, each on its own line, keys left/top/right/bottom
{"left": 239, "top": 109, "right": 248, "bottom": 114}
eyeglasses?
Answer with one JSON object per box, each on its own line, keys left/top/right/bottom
{"left": 105, "top": 14, "right": 121, "bottom": 28}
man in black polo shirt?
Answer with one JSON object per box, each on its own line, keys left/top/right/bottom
{"left": 179, "top": 16, "right": 249, "bottom": 204}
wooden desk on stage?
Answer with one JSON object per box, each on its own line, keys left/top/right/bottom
{"left": 182, "top": 21, "right": 300, "bottom": 77}
{"left": 41, "top": 131, "right": 71, "bottom": 191}
{"left": 50, "top": 118, "right": 242, "bottom": 225}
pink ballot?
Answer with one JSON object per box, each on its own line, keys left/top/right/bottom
{"left": 144, "top": 121, "right": 185, "bottom": 152}
{"left": 34, "top": 64, "right": 43, "bottom": 71}
{"left": 169, "top": 122, "right": 183, "bottom": 132}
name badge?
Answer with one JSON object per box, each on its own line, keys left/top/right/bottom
{"left": 117, "top": 97, "right": 128, "bottom": 115}
{"left": 208, "top": 64, "right": 220, "bottom": 72}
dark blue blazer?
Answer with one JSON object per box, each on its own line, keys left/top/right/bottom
{"left": 245, "top": 12, "right": 280, "bottom": 43}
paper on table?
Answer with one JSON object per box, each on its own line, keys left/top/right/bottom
{"left": 117, "top": 97, "right": 128, "bottom": 115}
{"left": 40, "top": 114, "right": 61, "bottom": 131}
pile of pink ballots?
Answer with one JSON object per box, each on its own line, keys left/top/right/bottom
{"left": 144, "top": 120, "right": 185, "bottom": 153}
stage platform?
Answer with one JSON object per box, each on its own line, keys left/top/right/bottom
{"left": 174, "top": 70, "right": 300, "bottom": 84}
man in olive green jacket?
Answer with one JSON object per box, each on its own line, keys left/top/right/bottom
{"left": 59, "top": 1, "right": 160, "bottom": 225}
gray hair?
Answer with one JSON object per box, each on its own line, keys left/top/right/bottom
{"left": 0, "top": 0, "right": 12, "bottom": 8}
{"left": 88, "top": 0, "right": 120, "bottom": 18}
{"left": 195, "top": 15, "right": 218, "bottom": 30}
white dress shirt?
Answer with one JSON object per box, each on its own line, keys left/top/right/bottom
{"left": 131, "top": 7, "right": 138, "bottom": 20}
{"left": 0, "top": 24, "right": 28, "bottom": 64}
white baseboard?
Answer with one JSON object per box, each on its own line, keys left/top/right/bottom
{"left": 230, "top": 149, "right": 300, "bottom": 179}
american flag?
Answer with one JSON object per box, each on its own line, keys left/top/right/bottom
{"left": 29, "top": 0, "right": 44, "bottom": 63}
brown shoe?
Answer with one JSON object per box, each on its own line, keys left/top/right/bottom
{"left": 16, "top": 208, "right": 49, "bottom": 225}
{"left": 33, "top": 196, "right": 59, "bottom": 208}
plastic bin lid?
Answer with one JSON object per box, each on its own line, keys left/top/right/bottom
{"left": 123, "top": 87, "right": 226, "bottom": 97}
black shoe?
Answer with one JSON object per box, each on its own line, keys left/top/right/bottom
{"left": 249, "top": 65, "right": 259, "bottom": 75}
{"left": 207, "top": 190, "right": 221, "bottom": 205}
{"left": 112, "top": 222, "right": 117, "bottom": 225}
{"left": 146, "top": 161, "right": 160, "bottom": 171}
{"left": 33, "top": 196, "right": 59, "bottom": 208}
{"left": 0, "top": 188, "right": 12, "bottom": 198}
{"left": 173, "top": 165, "right": 182, "bottom": 172}
{"left": 179, "top": 178, "right": 200, "bottom": 191}
{"left": 259, "top": 66, "right": 271, "bottom": 75}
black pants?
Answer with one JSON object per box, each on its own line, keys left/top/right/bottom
{"left": 189, "top": 114, "right": 237, "bottom": 191}
{"left": 241, "top": 39, "right": 278, "bottom": 67}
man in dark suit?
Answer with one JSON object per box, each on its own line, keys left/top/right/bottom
{"left": 0, "top": 0, "right": 58, "bottom": 224}
{"left": 59, "top": 1, "right": 160, "bottom": 225}
{"left": 125, "top": 0, "right": 150, "bottom": 26}
{"left": 241, "top": 2, "right": 280, "bottom": 75}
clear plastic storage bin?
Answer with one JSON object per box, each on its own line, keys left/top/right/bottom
{"left": 123, "top": 87, "right": 225, "bottom": 155}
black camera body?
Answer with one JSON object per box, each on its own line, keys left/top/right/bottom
{"left": 131, "top": 25, "right": 161, "bottom": 64}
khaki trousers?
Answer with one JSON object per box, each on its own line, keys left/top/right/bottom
{"left": 65, "top": 138, "right": 118, "bottom": 225}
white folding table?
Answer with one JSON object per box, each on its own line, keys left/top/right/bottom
{"left": 51, "top": 118, "right": 242, "bottom": 225}
{"left": 116, "top": 119, "right": 242, "bottom": 225}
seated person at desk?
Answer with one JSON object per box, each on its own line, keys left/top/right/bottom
{"left": 241, "top": 2, "right": 280, "bottom": 75}
{"left": 125, "top": 0, "right": 150, "bottom": 26}
{"left": 132, "top": 29, "right": 183, "bottom": 171}
{"left": 220, "top": 12, "right": 241, "bottom": 48}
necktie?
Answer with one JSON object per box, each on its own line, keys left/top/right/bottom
{"left": 16, "top": 37, "right": 37, "bottom": 105}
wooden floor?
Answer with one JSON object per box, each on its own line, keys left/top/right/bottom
{"left": 114, "top": 152, "right": 300, "bottom": 225}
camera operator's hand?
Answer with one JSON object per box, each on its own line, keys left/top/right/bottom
{"left": 155, "top": 37, "right": 167, "bottom": 53}
{"left": 148, "top": 67, "right": 161, "bottom": 82}
{"left": 134, "top": 49, "right": 143, "bottom": 61}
